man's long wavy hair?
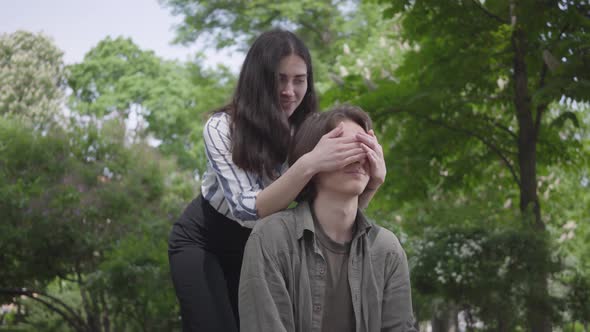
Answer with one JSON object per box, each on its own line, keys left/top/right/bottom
{"left": 219, "top": 29, "right": 317, "bottom": 179}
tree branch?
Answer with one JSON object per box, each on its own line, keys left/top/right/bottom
{"left": 534, "top": 23, "right": 569, "bottom": 136}
{"left": 534, "top": 63, "right": 548, "bottom": 137}
{"left": 0, "top": 288, "right": 87, "bottom": 331}
{"left": 382, "top": 108, "right": 521, "bottom": 187}
{"left": 470, "top": 0, "right": 509, "bottom": 24}
{"left": 57, "top": 273, "right": 78, "bottom": 283}
{"left": 425, "top": 116, "right": 521, "bottom": 187}
{"left": 299, "top": 20, "right": 329, "bottom": 44}
{"left": 466, "top": 111, "right": 519, "bottom": 141}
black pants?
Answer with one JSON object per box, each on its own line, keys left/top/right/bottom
{"left": 168, "top": 196, "right": 252, "bottom": 332}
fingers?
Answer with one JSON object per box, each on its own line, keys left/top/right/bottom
{"left": 339, "top": 147, "right": 365, "bottom": 160}
{"left": 323, "top": 136, "right": 364, "bottom": 150}
{"left": 332, "top": 135, "right": 360, "bottom": 144}
{"left": 338, "top": 141, "right": 364, "bottom": 151}
{"left": 363, "top": 144, "right": 379, "bottom": 164}
{"left": 355, "top": 132, "right": 377, "bottom": 149}
{"left": 340, "top": 151, "right": 368, "bottom": 167}
{"left": 324, "top": 122, "right": 344, "bottom": 139}
{"left": 356, "top": 133, "right": 383, "bottom": 156}
{"left": 332, "top": 147, "right": 365, "bottom": 167}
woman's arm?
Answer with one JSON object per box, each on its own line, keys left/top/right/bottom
{"left": 204, "top": 116, "right": 370, "bottom": 220}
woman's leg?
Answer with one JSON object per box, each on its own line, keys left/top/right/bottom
{"left": 168, "top": 196, "right": 251, "bottom": 331}
{"left": 169, "top": 239, "right": 238, "bottom": 332}
{"left": 217, "top": 251, "right": 246, "bottom": 328}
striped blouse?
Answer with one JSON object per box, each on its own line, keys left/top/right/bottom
{"left": 201, "top": 112, "right": 287, "bottom": 228}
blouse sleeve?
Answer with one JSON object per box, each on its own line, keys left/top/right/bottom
{"left": 203, "top": 114, "right": 263, "bottom": 221}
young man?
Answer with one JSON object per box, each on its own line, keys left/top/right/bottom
{"left": 238, "top": 106, "right": 417, "bottom": 332}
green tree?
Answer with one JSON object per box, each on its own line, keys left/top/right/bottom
{"left": 328, "top": 0, "right": 590, "bottom": 330}
{"left": 67, "top": 36, "right": 233, "bottom": 172}
{"left": 159, "top": 0, "right": 354, "bottom": 49}
{"left": 158, "top": 0, "right": 400, "bottom": 89}
{"left": 0, "top": 31, "right": 67, "bottom": 128}
{"left": 0, "top": 116, "right": 194, "bottom": 331}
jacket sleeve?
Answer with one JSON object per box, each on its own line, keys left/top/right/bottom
{"left": 381, "top": 239, "right": 418, "bottom": 332}
{"left": 239, "top": 233, "right": 295, "bottom": 332}
{"left": 203, "top": 115, "right": 261, "bottom": 221}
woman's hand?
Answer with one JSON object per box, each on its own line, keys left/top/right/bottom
{"left": 356, "top": 129, "right": 386, "bottom": 191}
{"left": 303, "top": 122, "right": 366, "bottom": 174}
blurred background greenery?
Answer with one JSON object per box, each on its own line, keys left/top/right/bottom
{"left": 1, "top": 0, "right": 589, "bottom": 331}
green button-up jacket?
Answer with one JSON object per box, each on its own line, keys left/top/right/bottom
{"left": 239, "top": 202, "right": 417, "bottom": 332}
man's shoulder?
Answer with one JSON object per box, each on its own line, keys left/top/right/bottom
{"left": 251, "top": 208, "right": 299, "bottom": 248}
{"left": 367, "top": 222, "right": 405, "bottom": 256}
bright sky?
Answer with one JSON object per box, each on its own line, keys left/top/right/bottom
{"left": 0, "top": 0, "right": 243, "bottom": 70}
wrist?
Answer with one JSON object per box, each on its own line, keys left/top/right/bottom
{"left": 297, "top": 153, "right": 317, "bottom": 179}
{"left": 365, "top": 179, "right": 383, "bottom": 192}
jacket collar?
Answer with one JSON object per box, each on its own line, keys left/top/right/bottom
{"left": 294, "top": 201, "right": 372, "bottom": 241}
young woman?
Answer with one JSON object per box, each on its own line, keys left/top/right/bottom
{"left": 168, "top": 29, "right": 386, "bottom": 332}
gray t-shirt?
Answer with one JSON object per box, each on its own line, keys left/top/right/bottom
{"left": 313, "top": 209, "right": 356, "bottom": 332}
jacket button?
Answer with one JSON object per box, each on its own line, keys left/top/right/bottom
{"left": 314, "top": 304, "right": 321, "bottom": 312}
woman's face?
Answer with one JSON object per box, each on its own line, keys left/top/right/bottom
{"left": 277, "top": 54, "right": 308, "bottom": 118}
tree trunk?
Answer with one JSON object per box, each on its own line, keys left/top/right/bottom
{"left": 431, "top": 303, "right": 457, "bottom": 332}
{"left": 511, "top": 16, "right": 551, "bottom": 332}
{"left": 99, "top": 290, "right": 110, "bottom": 332}
{"left": 431, "top": 315, "right": 449, "bottom": 332}
{"left": 497, "top": 313, "right": 509, "bottom": 332}
{"left": 77, "top": 269, "right": 100, "bottom": 332}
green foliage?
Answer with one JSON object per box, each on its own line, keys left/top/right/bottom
{"left": 411, "top": 222, "right": 558, "bottom": 329}
{"left": 0, "top": 115, "right": 194, "bottom": 331}
{"left": 15, "top": 280, "right": 81, "bottom": 332}
{"left": 543, "top": 158, "right": 590, "bottom": 325}
{"left": 0, "top": 31, "right": 66, "bottom": 128}
{"left": 159, "top": 0, "right": 399, "bottom": 89}
{"left": 3, "top": 0, "right": 589, "bottom": 328}
{"left": 566, "top": 272, "right": 590, "bottom": 326}
{"left": 67, "top": 36, "right": 233, "bottom": 172}
{"left": 89, "top": 219, "right": 179, "bottom": 330}
{"left": 327, "top": 2, "right": 590, "bottom": 327}
{"left": 67, "top": 37, "right": 161, "bottom": 118}
{"left": 0, "top": 117, "right": 75, "bottom": 287}
{"left": 159, "top": 0, "right": 353, "bottom": 49}
{"left": 354, "top": 0, "right": 590, "bottom": 201}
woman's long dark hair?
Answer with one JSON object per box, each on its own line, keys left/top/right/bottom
{"left": 228, "top": 29, "right": 318, "bottom": 179}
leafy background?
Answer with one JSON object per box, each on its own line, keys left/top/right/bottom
{"left": 1, "top": 0, "right": 589, "bottom": 331}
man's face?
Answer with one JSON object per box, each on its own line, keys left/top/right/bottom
{"left": 315, "top": 120, "right": 370, "bottom": 197}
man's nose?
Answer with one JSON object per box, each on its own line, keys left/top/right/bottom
{"left": 351, "top": 158, "right": 367, "bottom": 169}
